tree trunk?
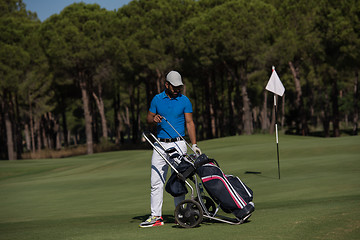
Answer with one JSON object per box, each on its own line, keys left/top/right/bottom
{"left": 14, "top": 94, "right": 22, "bottom": 159}
{"left": 191, "top": 79, "right": 203, "bottom": 140}
{"left": 224, "top": 63, "right": 252, "bottom": 134}
{"left": 53, "top": 117, "right": 61, "bottom": 150}
{"left": 135, "top": 84, "right": 141, "bottom": 143}
{"left": 239, "top": 68, "right": 253, "bottom": 135}
{"left": 252, "top": 107, "right": 258, "bottom": 129}
{"left": 41, "top": 118, "right": 49, "bottom": 149}
{"left": 129, "top": 85, "right": 135, "bottom": 143}
{"left": 56, "top": 130, "right": 61, "bottom": 150}
{"left": 269, "top": 96, "right": 276, "bottom": 135}
{"left": 322, "top": 93, "right": 331, "bottom": 137}
{"left": 218, "top": 71, "right": 225, "bottom": 137}
{"left": 208, "top": 74, "right": 216, "bottom": 138}
{"left": 241, "top": 84, "right": 253, "bottom": 135}
{"left": 129, "top": 84, "right": 140, "bottom": 143}
{"left": 62, "top": 110, "right": 68, "bottom": 147}
{"left": 29, "top": 93, "right": 36, "bottom": 153}
{"left": 332, "top": 79, "right": 340, "bottom": 137}
{"left": 67, "top": 130, "right": 71, "bottom": 145}
{"left": 79, "top": 76, "right": 93, "bottom": 154}
{"left": 282, "top": 94, "right": 285, "bottom": 127}
{"left": 260, "top": 91, "right": 269, "bottom": 132}
{"left": 289, "top": 61, "right": 302, "bottom": 108}
{"left": 117, "top": 109, "right": 124, "bottom": 144}
{"left": 35, "top": 118, "right": 41, "bottom": 151}
{"left": 203, "top": 73, "right": 212, "bottom": 139}
{"left": 227, "top": 72, "right": 235, "bottom": 136}
{"left": 92, "top": 84, "right": 108, "bottom": 140}
{"left": 114, "top": 93, "right": 121, "bottom": 144}
{"left": 2, "top": 92, "right": 16, "bottom": 160}
{"left": 24, "top": 123, "right": 31, "bottom": 151}
{"left": 73, "top": 133, "right": 78, "bottom": 146}
{"left": 46, "top": 113, "right": 54, "bottom": 149}
{"left": 122, "top": 105, "right": 131, "bottom": 141}
{"left": 0, "top": 101, "right": 5, "bottom": 159}
{"left": 156, "top": 68, "right": 163, "bottom": 94}
{"left": 289, "top": 61, "right": 308, "bottom": 135}
{"left": 353, "top": 70, "right": 359, "bottom": 135}
{"left": 5, "top": 109, "right": 15, "bottom": 160}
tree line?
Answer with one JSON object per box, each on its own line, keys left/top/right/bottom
{"left": 1, "top": 0, "right": 359, "bottom": 160}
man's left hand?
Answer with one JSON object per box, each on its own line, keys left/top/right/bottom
{"left": 192, "top": 144, "right": 202, "bottom": 155}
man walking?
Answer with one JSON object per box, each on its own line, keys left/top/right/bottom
{"left": 139, "top": 70, "right": 201, "bottom": 228}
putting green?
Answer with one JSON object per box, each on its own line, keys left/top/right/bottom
{"left": 0, "top": 134, "right": 359, "bottom": 239}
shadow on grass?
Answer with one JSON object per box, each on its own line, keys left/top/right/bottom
{"left": 133, "top": 213, "right": 253, "bottom": 228}
{"left": 244, "top": 171, "right": 278, "bottom": 179}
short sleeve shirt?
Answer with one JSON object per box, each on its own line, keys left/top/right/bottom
{"left": 149, "top": 91, "right": 193, "bottom": 138}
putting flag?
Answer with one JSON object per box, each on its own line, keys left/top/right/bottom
{"left": 266, "top": 66, "right": 285, "bottom": 96}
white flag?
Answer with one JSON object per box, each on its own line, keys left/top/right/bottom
{"left": 265, "top": 67, "right": 285, "bottom": 96}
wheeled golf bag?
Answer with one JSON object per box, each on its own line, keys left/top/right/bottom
{"left": 195, "top": 154, "right": 254, "bottom": 220}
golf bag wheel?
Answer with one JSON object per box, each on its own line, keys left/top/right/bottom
{"left": 174, "top": 199, "right": 203, "bottom": 228}
{"left": 195, "top": 196, "right": 216, "bottom": 216}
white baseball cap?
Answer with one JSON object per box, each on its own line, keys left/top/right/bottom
{"left": 166, "top": 71, "right": 183, "bottom": 87}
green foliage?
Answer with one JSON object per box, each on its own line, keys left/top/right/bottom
{"left": 40, "top": 3, "right": 108, "bottom": 73}
{"left": 1, "top": 0, "right": 359, "bottom": 159}
{"left": 0, "top": 3, "right": 32, "bottom": 91}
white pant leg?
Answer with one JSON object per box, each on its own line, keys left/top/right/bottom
{"left": 171, "top": 141, "right": 187, "bottom": 208}
{"left": 150, "top": 142, "right": 168, "bottom": 217}
{"left": 150, "top": 140, "right": 187, "bottom": 217}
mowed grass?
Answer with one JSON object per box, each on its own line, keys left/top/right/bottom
{"left": 0, "top": 134, "right": 359, "bottom": 240}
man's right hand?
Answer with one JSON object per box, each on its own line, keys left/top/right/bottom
{"left": 153, "top": 114, "right": 163, "bottom": 123}
{"left": 147, "top": 111, "right": 162, "bottom": 124}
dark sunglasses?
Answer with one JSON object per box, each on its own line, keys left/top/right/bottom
{"left": 169, "top": 83, "right": 183, "bottom": 92}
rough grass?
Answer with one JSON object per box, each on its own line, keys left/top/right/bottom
{"left": 0, "top": 134, "right": 359, "bottom": 240}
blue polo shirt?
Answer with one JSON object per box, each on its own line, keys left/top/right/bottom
{"left": 149, "top": 91, "right": 193, "bottom": 139}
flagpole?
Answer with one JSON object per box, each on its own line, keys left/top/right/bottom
{"left": 274, "top": 94, "right": 280, "bottom": 180}
{"left": 271, "top": 66, "right": 281, "bottom": 179}
{"left": 266, "top": 66, "right": 285, "bottom": 180}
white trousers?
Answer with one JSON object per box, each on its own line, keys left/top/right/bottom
{"left": 150, "top": 140, "right": 187, "bottom": 217}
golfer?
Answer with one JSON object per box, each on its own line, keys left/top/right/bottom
{"left": 140, "top": 70, "right": 201, "bottom": 228}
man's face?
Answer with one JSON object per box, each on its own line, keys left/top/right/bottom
{"left": 166, "top": 82, "right": 183, "bottom": 98}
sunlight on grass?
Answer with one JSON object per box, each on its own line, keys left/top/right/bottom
{"left": 0, "top": 134, "right": 359, "bottom": 239}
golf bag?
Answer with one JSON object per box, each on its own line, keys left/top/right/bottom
{"left": 165, "top": 153, "right": 213, "bottom": 197}
{"left": 195, "top": 154, "right": 254, "bottom": 219}
{"left": 165, "top": 160, "right": 195, "bottom": 197}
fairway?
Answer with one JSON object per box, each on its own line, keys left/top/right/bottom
{"left": 0, "top": 134, "right": 359, "bottom": 240}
